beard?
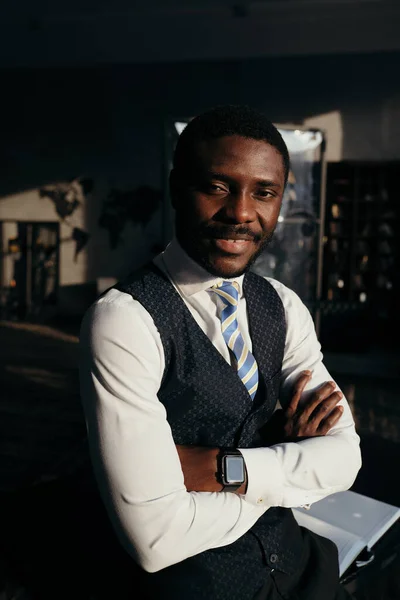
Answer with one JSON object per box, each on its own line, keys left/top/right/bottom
{"left": 175, "top": 217, "right": 276, "bottom": 278}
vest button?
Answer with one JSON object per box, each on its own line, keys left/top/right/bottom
{"left": 269, "top": 553, "right": 278, "bottom": 564}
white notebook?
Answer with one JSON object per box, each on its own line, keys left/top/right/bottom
{"left": 292, "top": 490, "right": 400, "bottom": 576}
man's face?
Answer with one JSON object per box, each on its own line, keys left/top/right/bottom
{"left": 171, "top": 135, "right": 285, "bottom": 278}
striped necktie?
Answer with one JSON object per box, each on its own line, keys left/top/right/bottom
{"left": 211, "top": 281, "right": 259, "bottom": 400}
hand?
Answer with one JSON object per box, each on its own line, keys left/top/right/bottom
{"left": 283, "top": 370, "right": 344, "bottom": 441}
{"left": 260, "top": 371, "right": 344, "bottom": 445}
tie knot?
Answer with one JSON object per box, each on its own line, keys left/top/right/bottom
{"left": 211, "top": 280, "right": 239, "bottom": 305}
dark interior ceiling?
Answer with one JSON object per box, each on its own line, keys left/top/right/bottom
{"left": 0, "top": 0, "right": 399, "bottom": 67}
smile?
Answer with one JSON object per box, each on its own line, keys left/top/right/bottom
{"left": 212, "top": 238, "right": 254, "bottom": 254}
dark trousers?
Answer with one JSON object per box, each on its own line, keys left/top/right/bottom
{"left": 254, "top": 527, "right": 353, "bottom": 600}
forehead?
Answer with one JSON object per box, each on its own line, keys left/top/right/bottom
{"left": 191, "top": 135, "right": 285, "bottom": 183}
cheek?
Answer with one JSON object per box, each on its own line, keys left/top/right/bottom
{"left": 177, "top": 195, "right": 214, "bottom": 229}
{"left": 191, "top": 195, "right": 220, "bottom": 221}
{"left": 258, "top": 203, "right": 281, "bottom": 226}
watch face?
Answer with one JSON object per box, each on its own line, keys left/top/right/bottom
{"left": 224, "top": 455, "right": 245, "bottom": 484}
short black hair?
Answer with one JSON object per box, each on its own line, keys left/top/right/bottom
{"left": 173, "top": 104, "right": 290, "bottom": 184}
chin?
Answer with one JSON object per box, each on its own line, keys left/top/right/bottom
{"left": 200, "top": 254, "right": 253, "bottom": 279}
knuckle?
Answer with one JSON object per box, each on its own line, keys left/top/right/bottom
{"left": 297, "top": 415, "right": 307, "bottom": 427}
{"left": 316, "top": 387, "right": 329, "bottom": 401}
{"left": 322, "top": 381, "right": 335, "bottom": 394}
{"left": 326, "top": 393, "right": 340, "bottom": 407}
{"left": 324, "top": 412, "right": 340, "bottom": 429}
{"left": 312, "top": 388, "right": 323, "bottom": 401}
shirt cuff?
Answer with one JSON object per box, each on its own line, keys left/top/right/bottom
{"left": 239, "top": 447, "right": 284, "bottom": 508}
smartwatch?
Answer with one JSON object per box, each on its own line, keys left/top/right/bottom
{"left": 217, "top": 448, "right": 247, "bottom": 492}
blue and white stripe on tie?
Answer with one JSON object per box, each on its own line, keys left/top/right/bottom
{"left": 211, "top": 281, "right": 259, "bottom": 400}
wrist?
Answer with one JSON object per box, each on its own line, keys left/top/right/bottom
{"left": 176, "top": 445, "right": 222, "bottom": 492}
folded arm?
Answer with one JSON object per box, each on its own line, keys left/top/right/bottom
{"left": 178, "top": 370, "right": 359, "bottom": 508}
{"left": 179, "top": 375, "right": 361, "bottom": 510}
{"left": 179, "top": 285, "right": 361, "bottom": 509}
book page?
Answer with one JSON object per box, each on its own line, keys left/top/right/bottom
{"left": 292, "top": 508, "right": 364, "bottom": 576}
{"left": 293, "top": 491, "right": 400, "bottom": 575}
{"left": 295, "top": 491, "right": 400, "bottom": 549}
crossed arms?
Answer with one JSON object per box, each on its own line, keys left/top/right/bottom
{"left": 177, "top": 370, "right": 346, "bottom": 495}
{"left": 79, "top": 293, "right": 361, "bottom": 572}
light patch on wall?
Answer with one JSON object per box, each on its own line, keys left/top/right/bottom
{"left": 303, "top": 110, "right": 343, "bottom": 162}
{"left": 0, "top": 188, "right": 58, "bottom": 221}
{"left": 0, "top": 178, "right": 93, "bottom": 287}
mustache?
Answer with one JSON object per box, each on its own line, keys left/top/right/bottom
{"left": 197, "top": 224, "right": 262, "bottom": 242}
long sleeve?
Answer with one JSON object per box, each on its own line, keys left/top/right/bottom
{"left": 79, "top": 291, "right": 266, "bottom": 573}
{"left": 240, "top": 282, "right": 362, "bottom": 508}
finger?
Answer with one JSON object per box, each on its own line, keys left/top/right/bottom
{"left": 317, "top": 405, "right": 344, "bottom": 435}
{"left": 308, "top": 391, "right": 343, "bottom": 428}
{"left": 286, "top": 370, "right": 312, "bottom": 416}
{"left": 301, "top": 381, "right": 338, "bottom": 420}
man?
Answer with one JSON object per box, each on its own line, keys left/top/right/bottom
{"left": 79, "top": 105, "right": 361, "bottom": 599}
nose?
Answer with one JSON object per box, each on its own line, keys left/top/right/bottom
{"left": 223, "top": 189, "right": 256, "bottom": 223}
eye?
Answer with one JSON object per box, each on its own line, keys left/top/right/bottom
{"left": 256, "top": 189, "right": 274, "bottom": 199}
{"left": 206, "top": 183, "right": 229, "bottom": 194}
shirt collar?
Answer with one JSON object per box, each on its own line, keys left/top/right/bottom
{"left": 153, "top": 237, "right": 245, "bottom": 299}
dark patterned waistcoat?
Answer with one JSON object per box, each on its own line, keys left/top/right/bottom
{"left": 116, "top": 264, "right": 303, "bottom": 600}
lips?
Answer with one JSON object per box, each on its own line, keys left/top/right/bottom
{"left": 212, "top": 238, "right": 254, "bottom": 254}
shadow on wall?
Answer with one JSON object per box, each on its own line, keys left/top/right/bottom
{"left": 98, "top": 185, "right": 162, "bottom": 250}
{"left": 39, "top": 178, "right": 163, "bottom": 264}
{"left": 39, "top": 177, "right": 94, "bottom": 261}
{"left": 0, "top": 177, "right": 164, "bottom": 321}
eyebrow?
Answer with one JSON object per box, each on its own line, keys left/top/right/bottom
{"left": 204, "top": 170, "right": 282, "bottom": 188}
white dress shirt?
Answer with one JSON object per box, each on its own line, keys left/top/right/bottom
{"left": 79, "top": 238, "right": 361, "bottom": 573}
